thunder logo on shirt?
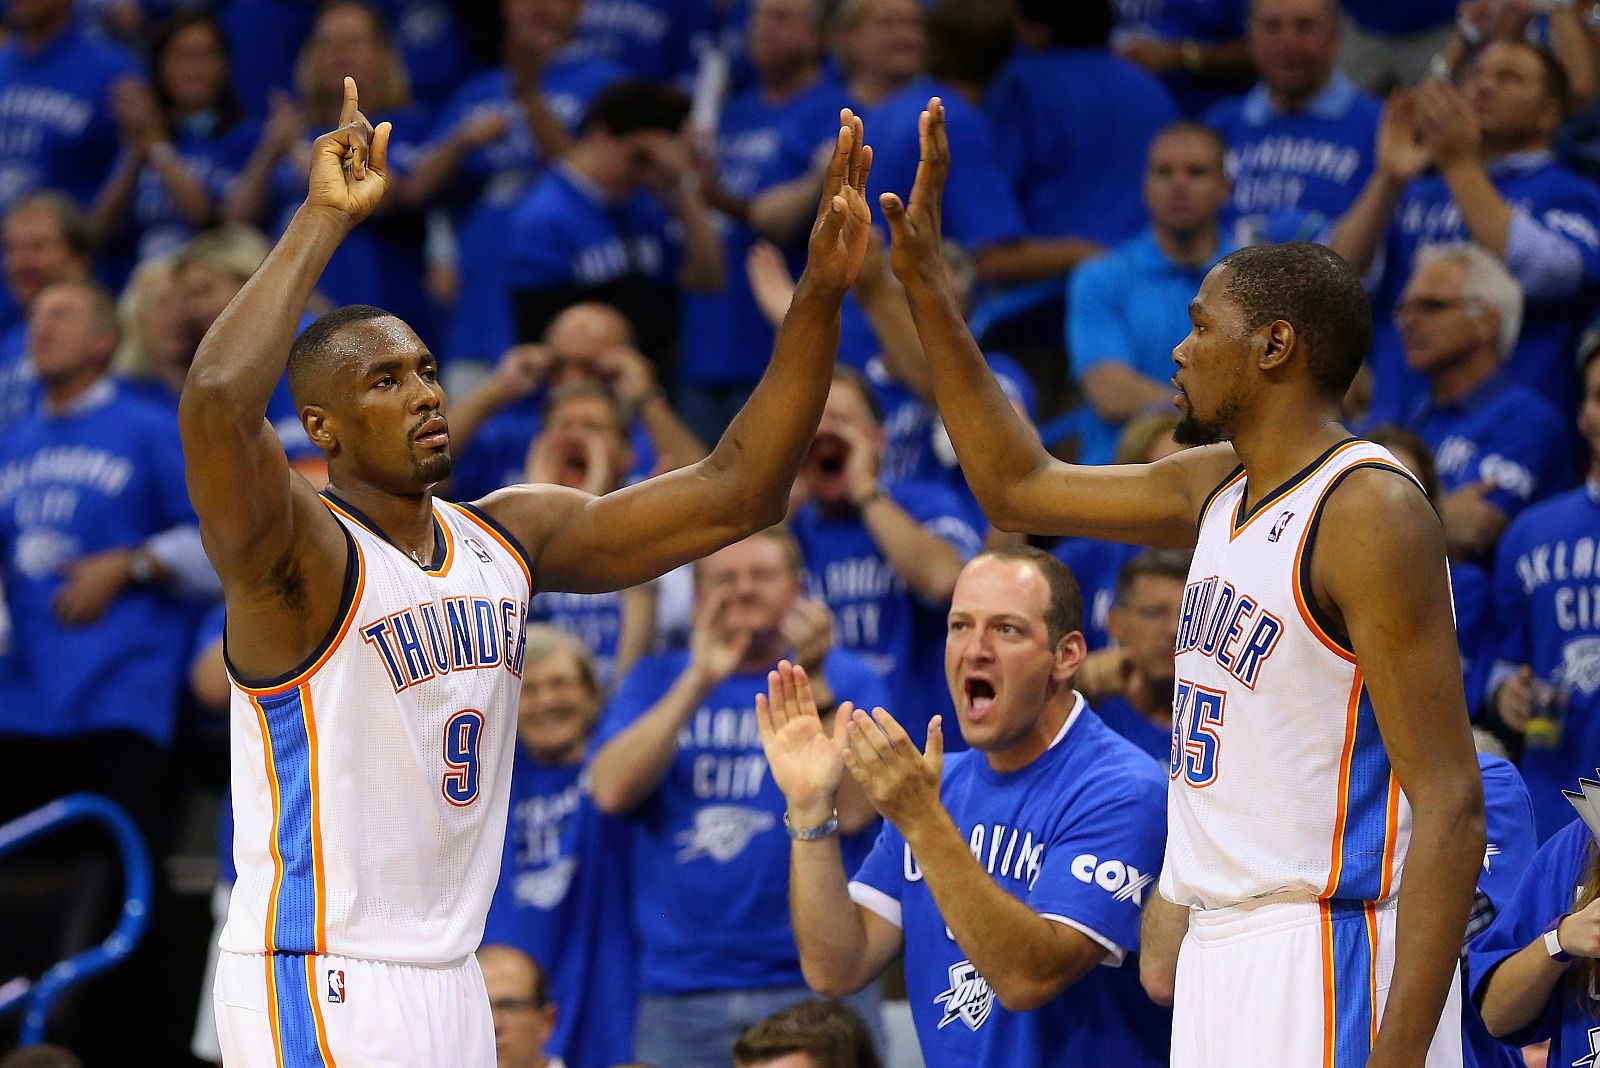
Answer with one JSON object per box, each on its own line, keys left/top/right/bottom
{"left": 359, "top": 595, "right": 529, "bottom": 692}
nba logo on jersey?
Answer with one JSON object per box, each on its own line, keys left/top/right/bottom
{"left": 327, "top": 969, "right": 345, "bottom": 1004}
{"left": 1267, "top": 510, "right": 1294, "bottom": 543}
{"left": 464, "top": 537, "right": 494, "bottom": 565}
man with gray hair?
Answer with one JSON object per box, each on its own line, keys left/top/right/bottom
{"left": 1394, "top": 241, "right": 1574, "bottom": 559}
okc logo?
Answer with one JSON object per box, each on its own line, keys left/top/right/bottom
{"left": 674, "top": 806, "right": 775, "bottom": 862}
{"left": 1267, "top": 510, "right": 1295, "bottom": 543}
{"left": 514, "top": 858, "right": 578, "bottom": 910}
{"left": 934, "top": 960, "right": 994, "bottom": 1031}
{"left": 1563, "top": 637, "right": 1600, "bottom": 697}
{"left": 326, "top": 969, "right": 345, "bottom": 1004}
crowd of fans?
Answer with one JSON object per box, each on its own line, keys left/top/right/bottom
{"left": 0, "top": 0, "right": 1599, "bottom": 1063}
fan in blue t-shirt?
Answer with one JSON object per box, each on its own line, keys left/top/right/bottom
{"left": 1468, "top": 814, "right": 1600, "bottom": 1068}
{"left": 678, "top": 9, "right": 846, "bottom": 436}
{"left": 482, "top": 627, "right": 638, "bottom": 1068}
{"left": 1332, "top": 41, "right": 1600, "bottom": 424}
{"left": 92, "top": 15, "right": 258, "bottom": 267}
{"left": 413, "top": 28, "right": 626, "bottom": 362}
{"left": 1482, "top": 349, "right": 1600, "bottom": 841}
{"left": 1082, "top": 548, "right": 1191, "bottom": 764}
{"left": 0, "top": 12, "right": 139, "bottom": 220}
{"left": 791, "top": 370, "right": 983, "bottom": 749}
{"left": 1204, "top": 0, "right": 1380, "bottom": 249}
{"left": 1461, "top": 753, "right": 1538, "bottom": 1068}
{"left": 574, "top": 0, "right": 718, "bottom": 83}
{"left": 588, "top": 530, "right": 890, "bottom": 1068}
{"left": 758, "top": 548, "right": 1170, "bottom": 1068}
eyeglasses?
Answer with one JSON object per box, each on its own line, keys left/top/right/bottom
{"left": 489, "top": 997, "right": 546, "bottom": 1015}
{"left": 1394, "top": 296, "right": 1477, "bottom": 317}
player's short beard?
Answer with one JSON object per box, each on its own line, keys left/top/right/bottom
{"left": 1173, "top": 392, "right": 1241, "bottom": 447}
{"left": 413, "top": 452, "right": 454, "bottom": 484}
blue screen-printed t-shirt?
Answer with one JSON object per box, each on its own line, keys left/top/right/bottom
{"left": 482, "top": 747, "right": 637, "bottom": 1068}
{"left": 791, "top": 481, "right": 983, "bottom": 745}
{"left": 595, "top": 647, "right": 890, "bottom": 995}
{"left": 1462, "top": 753, "right": 1537, "bottom": 1068}
{"left": 1468, "top": 818, "right": 1600, "bottom": 1068}
{"left": 848, "top": 696, "right": 1171, "bottom": 1068}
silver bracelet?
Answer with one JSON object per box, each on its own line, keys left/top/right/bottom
{"left": 784, "top": 809, "right": 839, "bottom": 841}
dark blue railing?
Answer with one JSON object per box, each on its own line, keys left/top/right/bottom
{"left": 0, "top": 793, "right": 153, "bottom": 1045}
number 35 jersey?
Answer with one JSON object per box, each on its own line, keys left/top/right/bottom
{"left": 1160, "top": 440, "right": 1428, "bottom": 911}
{"left": 221, "top": 493, "right": 533, "bottom": 964}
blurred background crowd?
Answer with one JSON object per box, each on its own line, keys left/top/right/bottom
{"left": 0, "top": 0, "right": 1599, "bottom": 1063}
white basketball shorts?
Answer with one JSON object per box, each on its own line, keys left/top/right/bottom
{"left": 1171, "top": 894, "right": 1463, "bottom": 1068}
{"left": 213, "top": 949, "right": 495, "bottom": 1067}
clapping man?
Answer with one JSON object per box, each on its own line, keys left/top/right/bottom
{"left": 762, "top": 547, "right": 1170, "bottom": 1067}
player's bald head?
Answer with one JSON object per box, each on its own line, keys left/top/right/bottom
{"left": 287, "top": 304, "right": 416, "bottom": 409}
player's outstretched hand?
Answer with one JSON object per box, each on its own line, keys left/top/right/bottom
{"left": 880, "top": 98, "right": 950, "bottom": 288}
{"left": 804, "top": 109, "right": 873, "bottom": 293}
{"left": 757, "top": 661, "right": 847, "bottom": 823}
{"left": 306, "top": 76, "right": 391, "bottom": 228}
{"left": 841, "top": 706, "right": 943, "bottom": 831}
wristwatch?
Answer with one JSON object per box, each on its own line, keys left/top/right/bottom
{"left": 784, "top": 809, "right": 839, "bottom": 841}
{"left": 1544, "top": 913, "right": 1574, "bottom": 963}
{"left": 128, "top": 546, "right": 158, "bottom": 585}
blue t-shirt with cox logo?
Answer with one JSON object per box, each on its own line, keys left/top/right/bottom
{"left": 849, "top": 696, "right": 1170, "bottom": 1068}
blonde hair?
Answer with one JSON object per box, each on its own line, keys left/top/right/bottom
{"left": 112, "top": 255, "right": 179, "bottom": 379}
{"left": 295, "top": 0, "right": 412, "bottom": 123}
{"left": 522, "top": 625, "right": 601, "bottom": 700}
{"left": 1113, "top": 411, "right": 1182, "bottom": 465}
{"left": 173, "top": 224, "right": 271, "bottom": 285}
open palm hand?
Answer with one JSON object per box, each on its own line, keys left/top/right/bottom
{"left": 757, "top": 661, "right": 846, "bottom": 817}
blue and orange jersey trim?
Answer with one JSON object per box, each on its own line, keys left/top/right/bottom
{"left": 1322, "top": 671, "right": 1400, "bottom": 902}
{"left": 1319, "top": 898, "right": 1381, "bottom": 1068}
{"left": 448, "top": 500, "right": 536, "bottom": 593}
{"left": 264, "top": 953, "right": 337, "bottom": 1066}
{"left": 1229, "top": 439, "right": 1363, "bottom": 541}
{"left": 1291, "top": 456, "right": 1421, "bottom": 664}
{"left": 322, "top": 491, "right": 456, "bottom": 578}
{"left": 1196, "top": 464, "right": 1245, "bottom": 532}
{"left": 249, "top": 682, "right": 329, "bottom": 956}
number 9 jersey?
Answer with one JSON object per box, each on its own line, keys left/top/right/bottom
{"left": 1160, "top": 439, "right": 1428, "bottom": 911}
{"left": 221, "top": 493, "right": 533, "bottom": 964}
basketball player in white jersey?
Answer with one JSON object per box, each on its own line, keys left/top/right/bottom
{"left": 879, "top": 100, "right": 1485, "bottom": 1068}
{"left": 178, "top": 79, "right": 876, "bottom": 1066}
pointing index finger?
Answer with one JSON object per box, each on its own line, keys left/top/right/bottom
{"left": 340, "top": 76, "right": 360, "bottom": 130}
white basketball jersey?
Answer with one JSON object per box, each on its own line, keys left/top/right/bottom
{"left": 1159, "top": 439, "right": 1429, "bottom": 910}
{"left": 221, "top": 494, "right": 533, "bottom": 963}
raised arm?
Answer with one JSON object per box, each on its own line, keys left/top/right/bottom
{"left": 1314, "top": 469, "right": 1486, "bottom": 1068}
{"left": 179, "top": 79, "right": 391, "bottom": 674}
{"left": 1328, "top": 92, "right": 1429, "bottom": 276}
{"left": 481, "top": 111, "right": 875, "bottom": 594}
{"left": 880, "top": 100, "right": 1235, "bottom": 546}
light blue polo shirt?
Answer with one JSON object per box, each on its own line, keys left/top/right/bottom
{"left": 1067, "top": 229, "right": 1237, "bottom": 464}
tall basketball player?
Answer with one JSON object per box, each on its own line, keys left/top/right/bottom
{"left": 179, "top": 79, "right": 875, "bottom": 1067}
{"left": 881, "top": 100, "right": 1484, "bottom": 1068}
